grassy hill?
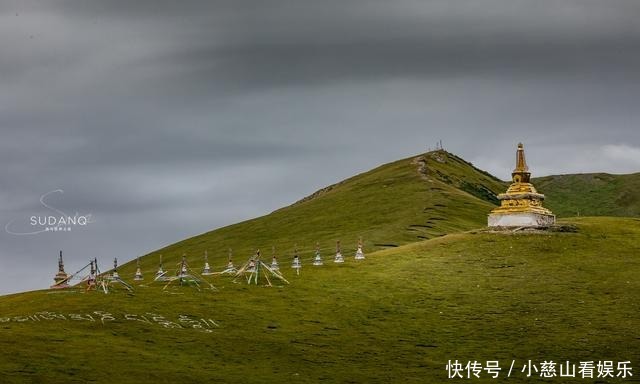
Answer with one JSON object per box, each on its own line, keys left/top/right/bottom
{"left": 0, "top": 217, "right": 638, "bottom": 383}
{"left": 533, "top": 173, "right": 640, "bottom": 218}
{"left": 117, "top": 151, "right": 637, "bottom": 282}
{"left": 1, "top": 150, "right": 639, "bottom": 383}
{"left": 112, "top": 150, "right": 506, "bottom": 280}
{"left": 89, "top": 150, "right": 637, "bottom": 280}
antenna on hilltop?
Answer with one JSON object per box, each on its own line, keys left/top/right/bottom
{"left": 429, "top": 140, "right": 444, "bottom": 152}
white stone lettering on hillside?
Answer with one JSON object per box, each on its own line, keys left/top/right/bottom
{"left": 0, "top": 311, "right": 220, "bottom": 333}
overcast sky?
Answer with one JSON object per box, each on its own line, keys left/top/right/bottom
{"left": 1, "top": 0, "right": 639, "bottom": 294}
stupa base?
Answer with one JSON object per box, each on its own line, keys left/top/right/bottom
{"left": 488, "top": 212, "right": 555, "bottom": 228}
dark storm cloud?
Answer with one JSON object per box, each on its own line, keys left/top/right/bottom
{"left": 1, "top": 0, "right": 640, "bottom": 293}
{"left": 6, "top": 0, "right": 640, "bottom": 95}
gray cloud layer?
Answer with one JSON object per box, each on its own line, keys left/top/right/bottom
{"left": 1, "top": 0, "right": 639, "bottom": 293}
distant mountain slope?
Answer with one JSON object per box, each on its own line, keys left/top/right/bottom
{"left": 119, "top": 150, "right": 506, "bottom": 277}
{"left": 118, "top": 152, "right": 639, "bottom": 277}
{"left": 533, "top": 172, "right": 640, "bottom": 217}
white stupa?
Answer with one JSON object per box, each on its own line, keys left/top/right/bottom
{"left": 134, "top": 257, "right": 144, "bottom": 281}
{"left": 291, "top": 254, "right": 302, "bottom": 275}
{"left": 221, "top": 249, "right": 238, "bottom": 274}
{"left": 247, "top": 250, "right": 260, "bottom": 272}
{"left": 313, "top": 243, "right": 323, "bottom": 266}
{"left": 155, "top": 254, "right": 166, "bottom": 280}
{"left": 334, "top": 240, "right": 344, "bottom": 263}
{"left": 270, "top": 247, "right": 279, "bottom": 271}
{"left": 179, "top": 254, "right": 189, "bottom": 277}
{"left": 355, "top": 238, "right": 365, "bottom": 260}
{"left": 111, "top": 257, "right": 120, "bottom": 280}
{"left": 202, "top": 251, "right": 213, "bottom": 275}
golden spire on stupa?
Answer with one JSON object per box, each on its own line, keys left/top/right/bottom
{"left": 488, "top": 143, "right": 555, "bottom": 227}
{"left": 513, "top": 142, "right": 529, "bottom": 180}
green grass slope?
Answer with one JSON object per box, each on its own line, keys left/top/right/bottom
{"left": 116, "top": 150, "right": 505, "bottom": 279}
{"left": 105, "top": 151, "right": 638, "bottom": 278}
{"left": 0, "top": 217, "right": 638, "bottom": 383}
{"left": 533, "top": 173, "right": 640, "bottom": 218}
